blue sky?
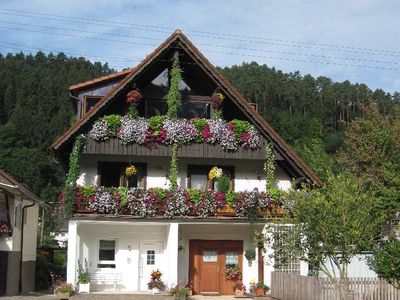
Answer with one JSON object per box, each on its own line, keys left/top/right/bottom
{"left": 1, "top": 0, "right": 400, "bottom": 93}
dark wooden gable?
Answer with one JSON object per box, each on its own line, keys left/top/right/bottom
{"left": 51, "top": 30, "right": 323, "bottom": 187}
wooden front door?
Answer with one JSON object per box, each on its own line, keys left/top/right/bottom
{"left": 189, "top": 240, "right": 243, "bottom": 295}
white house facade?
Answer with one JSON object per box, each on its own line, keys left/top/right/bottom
{"left": 52, "top": 30, "right": 322, "bottom": 294}
{"left": 0, "top": 169, "right": 43, "bottom": 296}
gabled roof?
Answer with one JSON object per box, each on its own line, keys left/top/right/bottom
{"left": 51, "top": 29, "right": 323, "bottom": 187}
{"left": 0, "top": 169, "right": 44, "bottom": 206}
{"left": 69, "top": 68, "right": 135, "bottom": 92}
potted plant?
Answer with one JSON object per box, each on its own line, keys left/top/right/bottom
{"left": 148, "top": 269, "right": 166, "bottom": 294}
{"left": 251, "top": 282, "right": 269, "bottom": 296}
{"left": 234, "top": 283, "right": 246, "bottom": 297}
{"left": 54, "top": 282, "right": 73, "bottom": 300}
{"left": 169, "top": 282, "right": 190, "bottom": 300}
{"left": 77, "top": 259, "right": 91, "bottom": 293}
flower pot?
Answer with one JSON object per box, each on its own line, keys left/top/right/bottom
{"left": 235, "top": 288, "right": 245, "bottom": 297}
{"left": 152, "top": 287, "right": 161, "bottom": 294}
{"left": 217, "top": 204, "right": 236, "bottom": 217}
{"left": 78, "top": 282, "right": 90, "bottom": 293}
{"left": 256, "top": 287, "right": 265, "bottom": 296}
{"left": 56, "top": 292, "right": 71, "bottom": 300}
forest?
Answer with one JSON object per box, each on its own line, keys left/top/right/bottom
{"left": 0, "top": 51, "right": 399, "bottom": 230}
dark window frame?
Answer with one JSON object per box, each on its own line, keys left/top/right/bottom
{"left": 97, "top": 162, "right": 147, "bottom": 188}
{"left": 187, "top": 165, "right": 235, "bottom": 191}
{"left": 82, "top": 95, "right": 102, "bottom": 116}
{"left": 0, "top": 193, "right": 13, "bottom": 236}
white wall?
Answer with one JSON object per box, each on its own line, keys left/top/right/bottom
{"left": 0, "top": 195, "right": 39, "bottom": 261}
{"left": 319, "top": 254, "right": 378, "bottom": 278}
{"left": 74, "top": 221, "right": 169, "bottom": 291}
{"left": 77, "top": 154, "right": 292, "bottom": 191}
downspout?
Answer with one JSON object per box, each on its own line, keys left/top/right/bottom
{"left": 19, "top": 197, "right": 36, "bottom": 294}
{"left": 69, "top": 91, "right": 80, "bottom": 117}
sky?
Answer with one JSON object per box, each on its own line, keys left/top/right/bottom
{"left": 1, "top": 0, "right": 400, "bottom": 93}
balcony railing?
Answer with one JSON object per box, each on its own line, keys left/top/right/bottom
{"left": 61, "top": 186, "right": 286, "bottom": 219}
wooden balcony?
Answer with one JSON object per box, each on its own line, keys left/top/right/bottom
{"left": 83, "top": 137, "right": 283, "bottom": 160}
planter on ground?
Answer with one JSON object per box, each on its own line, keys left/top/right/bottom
{"left": 78, "top": 282, "right": 90, "bottom": 293}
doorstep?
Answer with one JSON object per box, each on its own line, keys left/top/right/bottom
{"left": 70, "top": 294, "right": 174, "bottom": 300}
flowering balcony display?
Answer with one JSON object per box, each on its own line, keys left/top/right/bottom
{"left": 59, "top": 186, "right": 286, "bottom": 219}
{"left": 89, "top": 115, "right": 261, "bottom": 151}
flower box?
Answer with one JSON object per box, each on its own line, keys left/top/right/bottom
{"left": 56, "top": 292, "right": 71, "bottom": 300}
{"left": 78, "top": 283, "right": 90, "bottom": 293}
{"left": 217, "top": 204, "right": 236, "bottom": 217}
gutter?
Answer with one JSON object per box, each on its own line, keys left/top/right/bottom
{"left": 19, "top": 197, "right": 36, "bottom": 294}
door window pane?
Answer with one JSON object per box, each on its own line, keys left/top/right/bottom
{"left": 203, "top": 250, "right": 217, "bottom": 262}
{"left": 225, "top": 251, "right": 238, "bottom": 268}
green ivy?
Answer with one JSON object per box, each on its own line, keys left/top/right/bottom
{"left": 65, "top": 135, "right": 86, "bottom": 185}
{"left": 168, "top": 143, "right": 179, "bottom": 191}
{"left": 167, "top": 52, "right": 182, "bottom": 119}
{"left": 264, "top": 143, "right": 276, "bottom": 192}
{"left": 62, "top": 185, "right": 76, "bottom": 219}
{"left": 103, "top": 114, "right": 121, "bottom": 137}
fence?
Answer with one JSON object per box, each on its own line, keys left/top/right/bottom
{"left": 271, "top": 272, "right": 400, "bottom": 300}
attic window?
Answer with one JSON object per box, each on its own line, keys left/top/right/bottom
{"left": 83, "top": 95, "right": 102, "bottom": 115}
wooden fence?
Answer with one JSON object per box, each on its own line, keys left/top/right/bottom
{"left": 271, "top": 272, "right": 400, "bottom": 300}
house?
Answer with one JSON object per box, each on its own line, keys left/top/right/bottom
{"left": 51, "top": 30, "right": 322, "bottom": 294}
{"left": 0, "top": 169, "right": 43, "bottom": 296}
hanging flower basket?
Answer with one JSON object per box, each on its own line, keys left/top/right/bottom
{"left": 126, "top": 88, "right": 142, "bottom": 105}
{"left": 208, "top": 166, "right": 223, "bottom": 180}
{"left": 211, "top": 92, "right": 224, "bottom": 109}
{"left": 125, "top": 165, "right": 137, "bottom": 176}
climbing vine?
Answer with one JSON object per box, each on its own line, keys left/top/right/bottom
{"left": 166, "top": 52, "right": 182, "bottom": 119}
{"left": 264, "top": 143, "right": 275, "bottom": 192}
{"left": 62, "top": 134, "right": 86, "bottom": 219}
{"left": 168, "top": 143, "right": 179, "bottom": 191}
{"left": 66, "top": 134, "right": 86, "bottom": 185}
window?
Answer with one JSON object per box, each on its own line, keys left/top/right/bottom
{"left": 98, "top": 162, "right": 146, "bottom": 188}
{"left": 273, "top": 225, "right": 301, "bottom": 274}
{"left": 187, "top": 165, "right": 234, "bottom": 191}
{"left": 147, "top": 250, "right": 155, "bottom": 265}
{"left": 0, "top": 194, "right": 12, "bottom": 233}
{"left": 83, "top": 96, "right": 102, "bottom": 115}
{"left": 203, "top": 250, "right": 218, "bottom": 262}
{"left": 98, "top": 239, "right": 116, "bottom": 268}
{"left": 225, "top": 251, "right": 239, "bottom": 268}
